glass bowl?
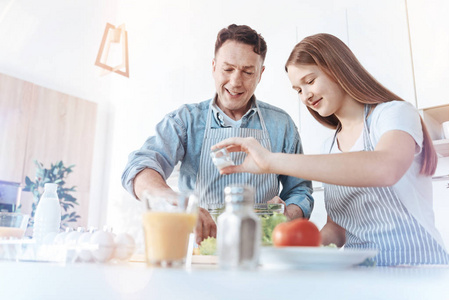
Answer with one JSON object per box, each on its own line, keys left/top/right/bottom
{"left": 254, "top": 203, "right": 285, "bottom": 216}
{"left": 206, "top": 203, "right": 285, "bottom": 223}
{"left": 255, "top": 204, "right": 287, "bottom": 246}
{"left": 0, "top": 212, "right": 29, "bottom": 239}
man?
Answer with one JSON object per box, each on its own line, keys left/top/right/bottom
{"left": 122, "top": 24, "right": 313, "bottom": 244}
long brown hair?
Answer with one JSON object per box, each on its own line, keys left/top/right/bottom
{"left": 285, "top": 33, "right": 437, "bottom": 175}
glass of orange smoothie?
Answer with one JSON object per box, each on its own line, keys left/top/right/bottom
{"left": 0, "top": 212, "right": 29, "bottom": 239}
{"left": 142, "top": 191, "right": 198, "bottom": 267}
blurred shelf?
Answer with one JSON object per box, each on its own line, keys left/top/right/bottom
{"left": 422, "top": 105, "right": 449, "bottom": 123}
{"left": 432, "top": 174, "right": 449, "bottom": 181}
{"left": 434, "top": 139, "right": 449, "bottom": 157}
{"left": 420, "top": 105, "right": 449, "bottom": 143}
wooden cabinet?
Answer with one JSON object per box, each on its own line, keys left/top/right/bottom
{"left": 0, "top": 74, "right": 33, "bottom": 183}
{"left": 0, "top": 73, "right": 97, "bottom": 226}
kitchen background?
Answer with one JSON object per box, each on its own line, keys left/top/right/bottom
{"left": 0, "top": 0, "right": 448, "bottom": 245}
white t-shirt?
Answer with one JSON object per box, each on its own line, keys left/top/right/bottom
{"left": 325, "top": 101, "right": 445, "bottom": 248}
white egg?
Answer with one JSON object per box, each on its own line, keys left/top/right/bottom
{"left": 65, "top": 231, "right": 82, "bottom": 262}
{"left": 113, "top": 233, "right": 136, "bottom": 261}
{"left": 65, "top": 231, "right": 82, "bottom": 246}
{"left": 90, "top": 230, "right": 115, "bottom": 263}
{"left": 77, "top": 231, "right": 94, "bottom": 262}
{"left": 54, "top": 231, "right": 69, "bottom": 245}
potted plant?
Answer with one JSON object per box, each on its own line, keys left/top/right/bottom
{"left": 22, "top": 160, "right": 81, "bottom": 229}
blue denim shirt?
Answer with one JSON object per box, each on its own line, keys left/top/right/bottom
{"left": 122, "top": 97, "right": 314, "bottom": 218}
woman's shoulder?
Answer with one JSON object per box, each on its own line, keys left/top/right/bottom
{"left": 370, "top": 100, "right": 419, "bottom": 123}
{"left": 369, "top": 100, "right": 422, "bottom": 142}
{"left": 372, "top": 100, "right": 417, "bottom": 115}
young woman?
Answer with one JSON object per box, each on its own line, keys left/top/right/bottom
{"left": 212, "top": 33, "right": 449, "bottom": 266}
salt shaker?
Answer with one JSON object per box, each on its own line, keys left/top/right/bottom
{"left": 217, "top": 184, "right": 260, "bottom": 270}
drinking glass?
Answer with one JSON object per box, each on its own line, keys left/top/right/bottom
{"left": 142, "top": 191, "right": 198, "bottom": 267}
{"left": 0, "top": 212, "right": 29, "bottom": 239}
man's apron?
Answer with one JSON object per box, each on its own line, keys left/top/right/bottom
{"left": 195, "top": 101, "right": 278, "bottom": 209}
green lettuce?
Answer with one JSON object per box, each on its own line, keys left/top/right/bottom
{"left": 260, "top": 212, "right": 287, "bottom": 246}
{"left": 199, "top": 236, "right": 217, "bottom": 255}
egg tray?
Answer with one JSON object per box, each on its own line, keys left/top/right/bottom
{"left": 0, "top": 238, "right": 134, "bottom": 264}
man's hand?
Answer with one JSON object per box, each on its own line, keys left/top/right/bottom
{"left": 194, "top": 208, "right": 217, "bottom": 245}
{"left": 268, "top": 196, "right": 304, "bottom": 220}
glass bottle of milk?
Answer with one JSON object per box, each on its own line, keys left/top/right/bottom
{"left": 33, "top": 183, "right": 61, "bottom": 243}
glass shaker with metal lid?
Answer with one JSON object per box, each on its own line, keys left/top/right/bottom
{"left": 217, "top": 184, "right": 260, "bottom": 270}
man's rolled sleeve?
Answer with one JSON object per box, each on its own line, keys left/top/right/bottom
{"left": 281, "top": 177, "right": 314, "bottom": 218}
{"left": 121, "top": 113, "right": 186, "bottom": 197}
{"left": 278, "top": 127, "right": 314, "bottom": 218}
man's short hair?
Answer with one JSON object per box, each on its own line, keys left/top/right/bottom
{"left": 214, "top": 24, "right": 267, "bottom": 62}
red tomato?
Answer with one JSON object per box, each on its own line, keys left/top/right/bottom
{"left": 272, "top": 218, "right": 321, "bottom": 247}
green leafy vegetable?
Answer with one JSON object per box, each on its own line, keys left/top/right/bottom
{"left": 199, "top": 237, "right": 217, "bottom": 255}
{"left": 260, "top": 212, "right": 287, "bottom": 246}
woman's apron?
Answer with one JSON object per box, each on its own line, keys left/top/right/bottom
{"left": 195, "top": 101, "right": 278, "bottom": 209}
{"left": 324, "top": 105, "right": 449, "bottom": 266}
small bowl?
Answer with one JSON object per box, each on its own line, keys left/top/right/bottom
{"left": 0, "top": 212, "right": 29, "bottom": 239}
{"left": 210, "top": 148, "right": 234, "bottom": 170}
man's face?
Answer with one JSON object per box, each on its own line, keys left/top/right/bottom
{"left": 212, "top": 40, "right": 265, "bottom": 120}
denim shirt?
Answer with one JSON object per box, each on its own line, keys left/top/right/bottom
{"left": 121, "top": 97, "right": 314, "bottom": 218}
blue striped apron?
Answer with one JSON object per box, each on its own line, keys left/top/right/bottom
{"left": 324, "top": 105, "right": 449, "bottom": 266}
{"left": 195, "top": 101, "right": 278, "bottom": 209}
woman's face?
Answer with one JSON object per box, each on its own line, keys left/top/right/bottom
{"left": 287, "top": 64, "right": 348, "bottom": 117}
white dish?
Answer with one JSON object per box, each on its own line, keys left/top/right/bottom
{"left": 260, "top": 246, "right": 379, "bottom": 269}
{"left": 191, "top": 255, "right": 218, "bottom": 264}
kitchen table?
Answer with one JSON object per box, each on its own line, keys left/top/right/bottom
{"left": 0, "top": 260, "right": 448, "bottom": 300}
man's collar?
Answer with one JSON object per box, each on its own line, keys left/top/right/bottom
{"left": 211, "top": 94, "right": 257, "bottom": 127}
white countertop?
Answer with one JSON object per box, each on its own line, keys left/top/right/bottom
{"left": 1, "top": 261, "right": 449, "bottom": 300}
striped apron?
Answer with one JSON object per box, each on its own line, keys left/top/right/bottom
{"left": 195, "top": 101, "right": 278, "bottom": 210}
{"left": 324, "top": 105, "right": 449, "bottom": 266}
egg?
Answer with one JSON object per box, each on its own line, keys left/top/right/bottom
{"left": 90, "top": 230, "right": 115, "bottom": 263}
{"left": 65, "top": 230, "right": 82, "bottom": 246}
{"left": 113, "top": 233, "right": 136, "bottom": 261}
{"left": 77, "top": 231, "right": 94, "bottom": 262}
{"left": 54, "top": 231, "right": 69, "bottom": 245}
{"left": 65, "top": 230, "right": 83, "bottom": 262}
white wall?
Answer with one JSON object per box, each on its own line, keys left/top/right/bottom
{"left": 1, "top": 0, "right": 439, "bottom": 236}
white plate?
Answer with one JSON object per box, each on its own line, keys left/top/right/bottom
{"left": 260, "top": 246, "right": 379, "bottom": 269}
{"left": 191, "top": 255, "right": 218, "bottom": 264}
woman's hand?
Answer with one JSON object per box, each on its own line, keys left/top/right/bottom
{"left": 212, "top": 137, "right": 273, "bottom": 175}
